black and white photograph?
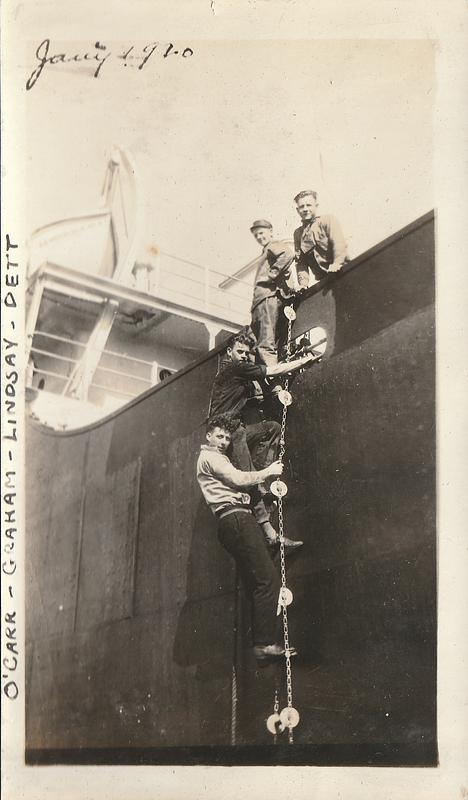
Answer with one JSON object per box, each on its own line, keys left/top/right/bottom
{"left": 2, "top": 2, "right": 468, "bottom": 798}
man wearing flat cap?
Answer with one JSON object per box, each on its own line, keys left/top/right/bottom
{"left": 249, "top": 219, "right": 296, "bottom": 367}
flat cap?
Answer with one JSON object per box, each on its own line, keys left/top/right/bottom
{"left": 250, "top": 219, "right": 273, "bottom": 231}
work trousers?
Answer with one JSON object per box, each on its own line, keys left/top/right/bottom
{"left": 229, "top": 420, "right": 280, "bottom": 525}
{"left": 218, "top": 510, "right": 281, "bottom": 646}
{"left": 250, "top": 295, "right": 284, "bottom": 367}
{"left": 230, "top": 420, "right": 280, "bottom": 472}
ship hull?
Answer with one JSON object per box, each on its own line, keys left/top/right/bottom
{"left": 26, "top": 212, "right": 436, "bottom": 765}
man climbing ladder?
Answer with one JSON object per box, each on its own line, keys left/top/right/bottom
{"left": 209, "top": 332, "right": 314, "bottom": 551}
{"left": 196, "top": 413, "right": 298, "bottom": 663}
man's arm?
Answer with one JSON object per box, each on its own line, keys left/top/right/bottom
{"left": 323, "top": 215, "right": 348, "bottom": 272}
{"left": 266, "top": 352, "right": 315, "bottom": 377}
{"left": 265, "top": 241, "right": 295, "bottom": 282}
{"left": 205, "top": 451, "right": 283, "bottom": 489}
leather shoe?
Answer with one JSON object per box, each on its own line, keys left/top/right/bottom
{"left": 267, "top": 536, "right": 303, "bottom": 555}
{"left": 253, "top": 644, "right": 298, "bottom": 663}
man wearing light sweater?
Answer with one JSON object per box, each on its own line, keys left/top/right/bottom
{"left": 197, "top": 413, "right": 297, "bottom": 663}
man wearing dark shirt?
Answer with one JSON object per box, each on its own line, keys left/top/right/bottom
{"left": 249, "top": 219, "right": 296, "bottom": 366}
{"left": 293, "top": 190, "right": 348, "bottom": 288}
{"left": 209, "top": 332, "right": 313, "bottom": 549}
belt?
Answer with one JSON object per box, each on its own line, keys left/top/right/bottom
{"left": 215, "top": 505, "right": 252, "bottom": 520}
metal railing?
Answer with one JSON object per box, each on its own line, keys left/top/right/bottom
{"left": 29, "top": 330, "right": 162, "bottom": 401}
{"left": 28, "top": 251, "right": 257, "bottom": 407}
{"left": 132, "top": 251, "right": 253, "bottom": 322}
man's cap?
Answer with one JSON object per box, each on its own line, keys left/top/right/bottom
{"left": 294, "top": 189, "right": 318, "bottom": 203}
{"left": 250, "top": 219, "right": 273, "bottom": 231}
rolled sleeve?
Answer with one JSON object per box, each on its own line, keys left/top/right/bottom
{"left": 209, "top": 451, "right": 265, "bottom": 488}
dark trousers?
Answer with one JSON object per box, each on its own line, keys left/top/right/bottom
{"left": 230, "top": 420, "right": 280, "bottom": 471}
{"left": 218, "top": 510, "right": 281, "bottom": 646}
{"left": 229, "top": 421, "right": 281, "bottom": 525}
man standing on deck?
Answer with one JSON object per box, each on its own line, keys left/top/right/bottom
{"left": 249, "top": 219, "right": 296, "bottom": 367}
{"left": 209, "top": 332, "right": 314, "bottom": 551}
{"left": 196, "top": 414, "right": 298, "bottom": 663}
{"left": 293, "top": 190, "right": 348, "bottom": 289}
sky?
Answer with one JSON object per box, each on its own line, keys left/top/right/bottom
{"left": 24, "top": 39, "right": 434, "bottom": 279}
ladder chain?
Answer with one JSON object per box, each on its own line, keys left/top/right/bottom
{"left": 231, "top": 571, "right": 240, "bottom": 746}
{"left": 274, "top": 683, "right": 280, "bottom": 715}
{"left": 277, "top": 310, "right": 295, "bottom": 743}
{"left": 230, "top": 665, "right": 238, "bottom": 745}
{"left": 273, "top": 678, "right": 280, "bottom": 745}
{"left": 278, "top": 314, "right": 292, "bottom": 462}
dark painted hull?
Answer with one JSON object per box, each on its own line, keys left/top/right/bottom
{"left": 26, "top": 212, "right": 436, "bottom": 765}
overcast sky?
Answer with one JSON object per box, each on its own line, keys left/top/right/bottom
{"left": 25, "top": 39, "right": 434, "bottom": 279}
